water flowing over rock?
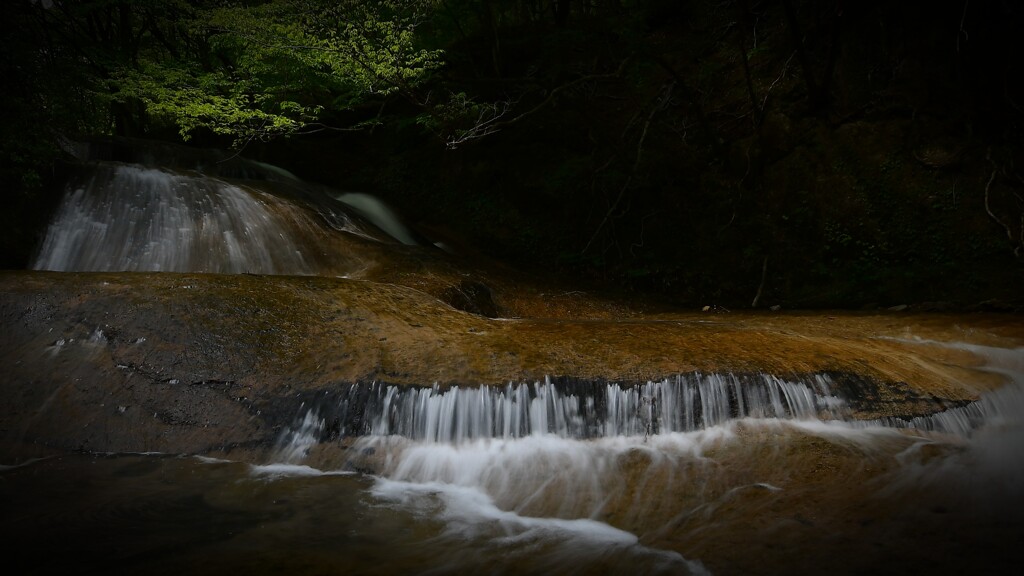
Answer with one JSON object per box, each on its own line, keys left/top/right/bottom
{"left": 31, "top": 159, "right": 418, "bottom": 276}
{"left": 328, "top": 373, "right": 850, "bottom": 442}
{"left": 5, "top": 141, "right": 1024, "bottom": 576}
{"left": 333, "top": 192, "right": 419, "bottom": 246}
{"left": 33, "top": 163, "right": 323, "bottom": 274}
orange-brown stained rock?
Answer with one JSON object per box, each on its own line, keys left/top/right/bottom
{"left": 1, "top": 270, "right": 1021, "bottom": 461}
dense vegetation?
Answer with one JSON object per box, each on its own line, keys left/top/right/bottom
{"left": 2, "top": 0, "right": 1022, "bottom": 308}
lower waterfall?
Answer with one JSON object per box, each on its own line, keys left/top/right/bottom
{"left": 328, "top": 372, "right": 851, "bottom": 443}
{"left": 3, "top": 343, "right": 1021, "bottom": 575}
{"left": 246, "top": 344, "right": 1024, "bottom": 575}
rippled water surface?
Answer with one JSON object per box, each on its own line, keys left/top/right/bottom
{"left": 4, "top": 342, "right": 1022, "bottom": 575}
{"left": 11, "top": 146, "right": 1024, "bottom": 575}
{"left": 3, "top": 409, "right": 1022, "bottom": 576}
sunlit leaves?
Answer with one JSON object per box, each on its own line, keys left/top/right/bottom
{"left": 112, "top": 64, "right": 307, "bottom": 142}
{"left": 68, "top": 0, "right": 448, "bottom": 143}
{"left": 14, "top": 0, "right": 492, "bottom": 146}
{"left": 151, "top": 0, "right": 447, "bottom": 142}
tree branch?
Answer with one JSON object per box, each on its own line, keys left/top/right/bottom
{"left": 481, "top": 58, "right": 631, "bottom": 133}
{"left": 751, "top": 256, "right": 768, "bottom": 308}
{"left": 583, "top": 82, "right": 674, "bottom": 254}
{"left": 984, "top": 150, "right": 1024, "bottom": 258}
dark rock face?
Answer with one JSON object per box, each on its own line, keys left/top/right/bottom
{"left": 440, "top": 280, "right": 500, "bottom": 318}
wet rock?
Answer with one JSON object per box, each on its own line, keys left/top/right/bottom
{"left": 969, "top": 299, "right": 1023, "bottom": 313}
{"left": 1, "top": 270, "right": 1020, "bottom": 462}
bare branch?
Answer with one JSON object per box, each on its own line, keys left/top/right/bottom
{"left": 481, "top": 58, "right": 631, "bottom": 134}
{"left": 957, "top": 0, "right": 970, "bottom": 53}
{"left": 751, "top": 256, "right": 768, "bottom": 308}
{"left": 984, "top": 149, "right": 1024, "bottom": 259}
{"left": 984, "top": 152, "right": 1015, "bottom": 243}
{"left": 445, "top": 99, "right": 516, "bottom": 148}
{"left": 583, "top": 82, "right": 674, "bottom": 254}
{"left": 761, "top": 51, "right": 796, "bottom": 114}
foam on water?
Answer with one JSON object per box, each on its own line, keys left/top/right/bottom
{"left": 373, "top": 478, "right": 637, "bottom": 544}
{"left": 371, "top": 475, "right": 707, "bottom": 575}
{"left": 0, "top": 456, "right": 54, "bottom": 471}
{"left": 248, "top": 463, "right": 342, "bottom": 478}
{"left": 193, "top": 455, "right": 235, "bottom": 465}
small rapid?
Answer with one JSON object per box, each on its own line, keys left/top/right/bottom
{"left": 3, "top": 340, "right": 1022, "bottom": 575}
{"left": 327, "top": 372, "right": 852, "bottom": 443}
{"left": 252, "top": 343, "right": 1024, "bottom": 574}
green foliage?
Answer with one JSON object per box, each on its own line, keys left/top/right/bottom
{"left": 4, "top": 0, "right": 1022, "bottom": 304}
{"left": 113, "top": 63, "right": 316, "bottom": 142}
{"left": 134, "top": 0, "right": 446, "bottom": 143}
{"left": 7, "top": 0, "right": 450, "bottom": 145}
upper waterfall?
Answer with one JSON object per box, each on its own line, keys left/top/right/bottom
{"left": 32, "top": 163, "right": 320, "bottom": 274}
{"left": 31, "top": 156, "right": 419, "bottom": 275}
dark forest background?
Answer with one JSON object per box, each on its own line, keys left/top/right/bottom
{"left": 2, "top": 0, "right": 1022, "bottom": 308}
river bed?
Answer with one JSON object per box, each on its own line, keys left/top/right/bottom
{"left": 4, "top": 346, "right": 1022, "bottom": 575}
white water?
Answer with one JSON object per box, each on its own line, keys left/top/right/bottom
{"left": 333, "top": 192, "right": 418, "bottom": 245}
{"left": 871, "top": 343, "right": 1024, "bottom": 513}
{"left": 258, "top": 344, "right": 1024, "bottom": 574}
{"left": 31, "top": 162, "right": 420, "bottom": 275}
{"left": 3, "top": 346, "right": 1019, "bottom": 574}
{"left": 370, "top": 474, "right": 707, "bottom": 576}
{"left": 869, "top": 342, "right": 1024, "bottom": 437}
{"left": 333, "top": 372, "right": 850, "bottom": 442}
{"left": 270, "top": 409, "right": 325, "bottom": 464}
{"left": 33, "top": 163, "right": 319, "bottom": 274}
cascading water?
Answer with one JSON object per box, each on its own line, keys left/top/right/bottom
{"left": 333, "top": 192, "right": 419, "bottom": 246}
{"left": 270, "top": 408, "right": 325, "bottom": 464}
{"left": 246, "top": 346, "right": 1023, "bottom": 575}
{"left": 31, "top": 159, "right": 419, "bottom": 275}
{"left": 9, "top": 138, "right": 1023, "bottom": 574}
{"left": 33, "top": 163, "right": 323, "bottom": 274}
{"left": 3, "top": 336, "right": 1022, "bottom": 575}
{"left": 330, "top": 372, "right": 850, "bottom": 443}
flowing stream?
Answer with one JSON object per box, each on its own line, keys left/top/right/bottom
{"left": 31, "top": 160, "right": 413, "bottom": 275}
{"left": 8, "top": 150, "right": 1023, "bottom": 574}
{"left": 3, "top": 344, "right": 1022, "bottom": 575}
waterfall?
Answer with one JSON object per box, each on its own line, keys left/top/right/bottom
{"left": 328, "top": 373, "right": 852, "bottom": 443}
{"left": 32, "top": 163, "right": 323, "bottom": 274}
{"left": 333, "top": 192, "right": 418, "bottom": 246}
{"left": 297, "top": 348, "right": 1024, "bottom": 447}
{"left": 869, "top": 343, "right": 1024, "bottom": 437}
{"left": 270, "top": 408, "right": 325, "bottom": 464}
{"left": 31, "top": 158, "right": 423, "bottom": 274}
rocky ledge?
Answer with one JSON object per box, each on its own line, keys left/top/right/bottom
{"left": 2, "top": 270, "right": 1021, "bottom": 462}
